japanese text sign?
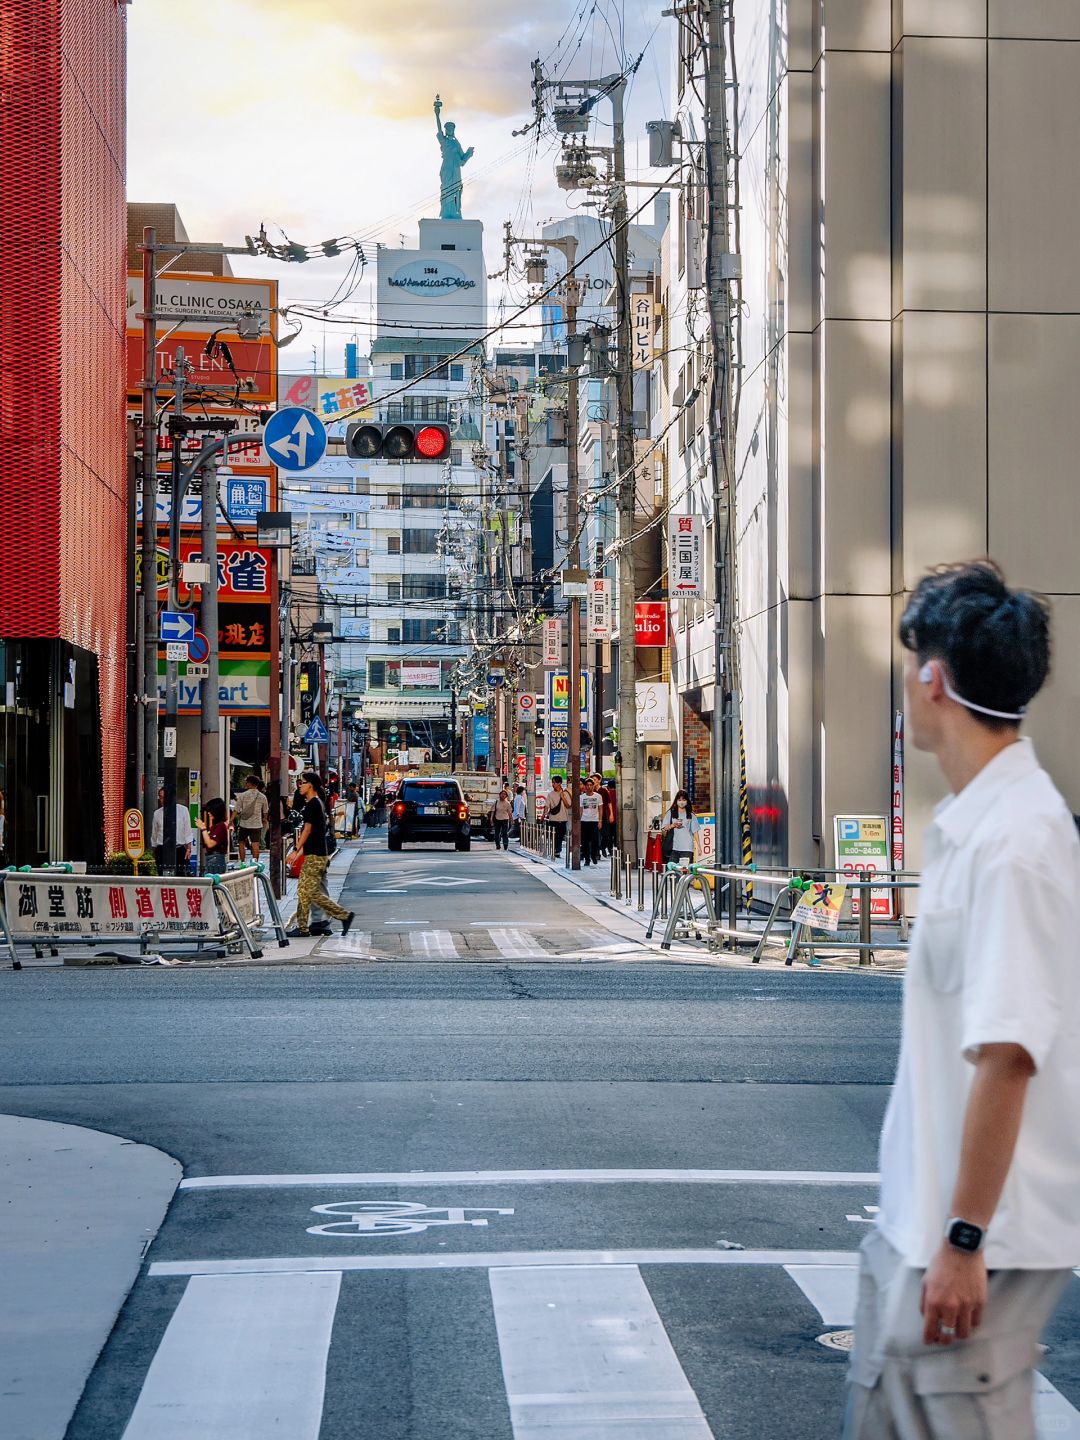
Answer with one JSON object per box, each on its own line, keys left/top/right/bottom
{"left": 542, "top": 618, "right": 562, "bottom": 668}
{"left": 3, "top": 873, "right": 218, "bottom": 938}
{"left": 833, "top": 815, "right": 892, "bottom": 918}
{"left": 632, "top": 294, "right": 654, "bottom": 370}
{"left": 668, "top": 514, "right": 704, "bottom": 600}
{"left": 586, "top": 579, "right": 612, "bottom": 639}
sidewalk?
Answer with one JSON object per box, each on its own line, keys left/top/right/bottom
{"left": 0, "top": 1114, "right": 180, "bottom": 1439}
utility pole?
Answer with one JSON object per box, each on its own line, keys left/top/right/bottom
{"left": 564, "top": 276, "right": 584, "bottom": 870}
{"left": 532, "top": 66, "right": 640, "bottom": 858}
{"left": 139, "top": 227, "right": 159, "bottom": 838}
{"left": 703, "top": 0, "right": 741, "bottom": 871}
{"left": 160, "top": 347, "right": 187, "bottom": 873}
{"left": 499, "top": 226, "right": 585, "bottom": 863}
{"left": 199, "top": 457, "right": 222, "bottom": 806}
{"left": 610, "top": 78, "right": 640, "bottom": 862}
{"left": 514, "top": 392, "right": 536, "bottom": 813}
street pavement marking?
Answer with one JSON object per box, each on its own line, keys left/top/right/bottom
{"left": 179, "top": 1167, "right": 880, "bottom": 1190}
{"left": 319, "top": 932, "right": 372, "bottom": 959}
{"left": 120, "top": 1271, "right": 339, "bottom": 1439}
{"left": 787, "top": 1263, "right": 1080, "bottom": 1436}
{"left": 410, "top": 929, "right": 460, "bottom": 958}
{"left": 149, "top": 1248, "right": 859, "bottom": 1278}
{"left": 487, "top": 928, "right": 545, "bottom": 958}
{"left": 490, "top": 1265, "right": 714, "bottom": 1439}
{"left": 784, "top": 1264, "right": 858, "bottom": 1326}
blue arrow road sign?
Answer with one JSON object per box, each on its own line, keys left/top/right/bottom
{"left": 160, "top": 611, "right": 196, "bottom": 643}
{"left": 303, "top": 717, "right": 331, "bottom": 745}
{"left": 263, "top": 407, "right": 327, "bottom": 473}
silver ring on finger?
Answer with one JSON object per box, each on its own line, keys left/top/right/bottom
{"left": 938, "top": 1324, "right": 957, "bottom": 1337}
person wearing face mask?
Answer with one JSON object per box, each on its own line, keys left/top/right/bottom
{"left": 661, "top": 790, "right": 699, "bottom": 862}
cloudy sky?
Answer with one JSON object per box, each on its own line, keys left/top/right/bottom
{"left": 127, "top": 0, "right": 671, "bottom": 365}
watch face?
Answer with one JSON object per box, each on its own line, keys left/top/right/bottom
{"left": 948, "top": 1220, "right": 983, "bottom": 1252}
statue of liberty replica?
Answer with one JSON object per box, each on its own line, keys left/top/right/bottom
{"left": 434, "top": 94, "right": 474, "bottom": 220}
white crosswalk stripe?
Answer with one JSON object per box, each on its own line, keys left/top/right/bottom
{"left": 410, "top": 928, "right": 460, "bottom": 958}
{"left": 120, "top": 1271, "right": 339, "bottom": 1440}
{"left": 486, "top": 928, "right": 543, "bottom": 958}
{"left": 319, "top": 931, "right": 372, "bottom": 959}
{"left": 490, "top": 1264, "right": 714, "bottom": 1439}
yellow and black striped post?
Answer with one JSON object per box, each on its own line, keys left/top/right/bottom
{"left": 739, "top": 724, "right": 753, "bottom": 906}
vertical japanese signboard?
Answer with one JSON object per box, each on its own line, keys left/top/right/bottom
{"left": 632, "top": 294, "right": 654, "bottom": 369}
{"left": 542, "top": 618, "right": 562, "bottom": 667}
{"left": 586, "top": 579, "right": 612, "bottom": 639}
{"left": 668, "top": 515, "right": 704, "bottom": 600}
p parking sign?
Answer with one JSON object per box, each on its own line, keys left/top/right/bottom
{"left": 832, "top": 815, "right": 891, "bottom": 918}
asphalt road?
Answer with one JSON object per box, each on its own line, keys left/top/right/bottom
{"left": 2, "top": 846, "right": 1079, "bottom": 1438}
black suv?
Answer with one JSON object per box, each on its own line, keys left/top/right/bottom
{"left": 388, "top": 778, "right": 471, "bottom": 851}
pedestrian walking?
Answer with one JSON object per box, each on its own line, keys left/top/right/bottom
{"left": 511, "top": 784, "right": 527, "bottom": 838}
{"left": 233, "top": 773, "right": 268, "bottom": 863}
{"left": 194, "top": 797, "right": 229, "bottom": 875}
{"left": 345, "top": 781, "right": 360, "bottom": 838}
{"left": 579, "top": 777, "right": 603, "bottom": 866}
{"left": 844, "top": 561, "right": 1080, "bottom": 1440}
{"left": 544, "top": 776, "right": 570, "bottom": 858}
{"left": 489, "top": 786, "right": 513, "bottom": 850}
{"left": 602, "top": 776, "right": 618, "bottom": 856}
{"left": 660, "top": 790, "right": 698, "bottom": 863}
{"left": 285, "top": 771, "right": 354, "bottom": 939}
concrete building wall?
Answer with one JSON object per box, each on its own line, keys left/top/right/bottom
{"left": 674, "top": 0, "right": 1080, "bottom": 873}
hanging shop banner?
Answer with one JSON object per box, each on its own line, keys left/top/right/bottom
{"left": 668, "top": 514, "right": 704, "bottom": 600}
{"left": 586, "top": 579, "right": 612, "bottom": 639}
{"left": 542, "top": 618, "right": 562, "bottom": 668}
{"left": 635, "top": 681, "right": 673, "bottom": 740}
{"left": 3, "top": 872, "right": 219, "bottom": 940}
{"left": 833, "top": 815, "right": 892, "bottom": 919}
{"left": 634, "top": 600, "right": 668, "bottom": 647}
{"left": 632, "top": 294, "right": 655, "bottom": 370}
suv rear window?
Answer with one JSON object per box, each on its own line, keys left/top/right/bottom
{"left": 401, "top": 782, "right": 462, "bottom": 803}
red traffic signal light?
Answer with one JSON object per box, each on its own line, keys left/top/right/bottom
{"left": 345, "top": 421, "right": 451, "bottom": 462}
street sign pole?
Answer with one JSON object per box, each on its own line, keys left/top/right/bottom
{"left": 161, "top": 347, "right": 186, "bottom": 874}
{"left": 139, "top": 227, "right": 159, "bottom": 843}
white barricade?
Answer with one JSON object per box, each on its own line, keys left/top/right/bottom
{"left": 0, "top": 865, "right": 288, "bottom": 970}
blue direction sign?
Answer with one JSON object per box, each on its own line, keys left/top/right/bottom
{"left": 263, "top": 407, "right": 327, "bottom": 472}
{"left": 160, "top": 610, "right": 196, "bottom": 644}
{"left": 303, "top": 717, "right": 331, "bottom": 745}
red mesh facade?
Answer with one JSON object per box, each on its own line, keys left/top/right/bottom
{"left": 0, "top": 0, "right": 127, "bottom": 850}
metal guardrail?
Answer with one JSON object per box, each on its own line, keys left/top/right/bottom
{"left": 518, "top": 821, "right": 556, "bottom": 861}
{"left": 669, "top": 865, "right": 919, "bottom": 965}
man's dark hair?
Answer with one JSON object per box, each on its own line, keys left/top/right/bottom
{"left": 899, "top": 561, "right": 1051, "bottom": 727}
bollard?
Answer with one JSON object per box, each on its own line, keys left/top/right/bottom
{"left": 637, "top": 859, "right": 645, "bottom": 911}
{"left": 610, "top": 849, "right": 618, "bottom": 896}
{"left": 624, "top": 856, "right": 632, "bottom": 904}
{"left": 859, "top": 887, "right": 873, "bottom": 966}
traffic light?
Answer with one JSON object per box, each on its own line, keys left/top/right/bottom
{"left": 345, "top": 421, "right": 451, "bottom": 462}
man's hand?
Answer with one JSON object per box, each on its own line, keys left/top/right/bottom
{"left": 920, "top": 1244, "right": 987, "bottom": 1345}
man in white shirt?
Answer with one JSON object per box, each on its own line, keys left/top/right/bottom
{"left": 151, "top": 786, "right": 193, "bottom": 875}
{"left": 846, "top": 562, "right": 1080, "bottom": 1440}
{"left": 579, "top": 777, "right": 604, "bottom": 866}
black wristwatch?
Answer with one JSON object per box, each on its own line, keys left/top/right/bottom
{"left": 944, "top": 1217, "right": 985, "bottom": 1254}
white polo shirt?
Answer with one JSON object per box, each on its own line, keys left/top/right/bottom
{"left": 877, "top": 738, "right": 1080, "bottom": 1269}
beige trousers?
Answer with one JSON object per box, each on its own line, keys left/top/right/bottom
{"left": 844, "top": 1229, "right": 1070, "bottom": 1440}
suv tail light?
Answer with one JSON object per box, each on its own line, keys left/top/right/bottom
{"left": 457, "top": 803, "right": 469, "bottom": 820}
{"left": 393, "top": 801, "right": 406, "bottom": 816}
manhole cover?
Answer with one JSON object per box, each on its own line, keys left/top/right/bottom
{"left": 816, "top": 1329, "right": 855, "bottom": 1353}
